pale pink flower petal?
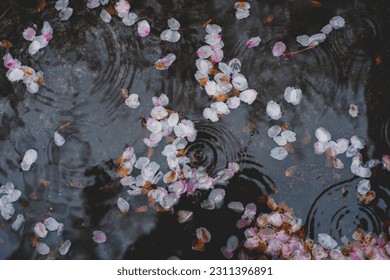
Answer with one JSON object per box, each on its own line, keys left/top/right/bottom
{"left": 59, "top": 240, "right": 72, "bottom": 255}
{"left": 272, "top": 41, "right": 286, "bottom": 57}
{"left": 59, "top": 7, "right": 73, "bottom": 21}
{"left": 125, "top": 93, "right": 140, "bottom": 108}
{"left": 154, "top": 53, "right": 176, "bottom": 70}
{"left": 44, "top": 217, "right": 60, "bottom": 231}
{"left": 6, "top": 68, "right": 24, "bottom": 82}
{"left": 117, "top": 197, "right": 130, "bottom": 213}
{"left": 349, "top": 104, "right": 359, "bottom": 118}
{"left": 281, "top": 130, "right": 296, "bottom": 143}
{"left": 226, "top": 96, "right": 241, "bottom": 109}
{"left": 137, "top": 20, "right": 151, "bottom": 37}
{"left": 321, "top": 24, "right": 333, "bottom": 35}
{"left": 167, "top": 18, "right": 180, "bottom": 31}
{"left": 28, "top": 40, "right": 41, "bottom": 55}
{"left": 246, "top": 36, "right": 261, "bottom": 48}
{"left": 115, "top": 0, "right": 130, "bottom": 17}
{"left": 87, "top": 0, "right": 100, "bottom": 9}
{"left": 266, "top": 100, "right": 282, "bottom": 120}
{"left": 318, "top": 233, "right": 338, "bottom": 249}
{"left": 23, "top": 27, "right": 36, "bottom": 41}
{"left": 232, "top": 74, "right": 248, "bottom": 91}
{"left": 36, "top": 242, "right": 50, "bottom": 255}
{"left": 20, "top": 149, "right": 38, "bottom": 171}
{"left": 100, "top": 9, "right": 112, "bottom": 23}
{"left": 315, "top": 127, "right": 331, "bottom": 143}
{"left": 55, "top": 0, "right": 69, "bottom": 10}
{"left": 329, "top": 16, "right": 345, "bottom": 29}
{"left": 34, "top": 222, "right": 48, "bottom": 238}
{"left": 210, "top": 101, "right": 230, "bottom": 115}
{"left": 273, "top": 136, "right": 287, "bottom": 146}
{"left": 228, "top": 201, "right": 244, "bottom": 213}
{"left": 151, "top": 106, "right": 168, "bottom": 120}
{"left": 54, "top": 131, "right": 65, "bottom": 147}
{"left": 11, "top": 214, "right": 25, "bottom": 232}
{"left": 122, "top": 13, "right": 138, "bottom": 26}
{"left": 284, "top": 87, "right": 303, "bottom": 105}
{"left": 309, "top": 33, "right": 326, "bottom": 44}
{"left": 196, "top": 45, "right": 213, "bottom": 59}
{"left": 160, "top": 29, "right": 181, "bottom": 43}
{"left": 357, "top": 179, "right": 371, "bottom": 196}
{"left": 211, "top": 49, "right": 224, "bottom": 62}
{"left": 333, "top": 158, "right": 344, "bottom": 169}
{"left": 177, "top": 210, "right": 193, "bottom": 223}
{"left": 203, "top": 107, "right": 219, "bottom": 122}
{"left": 240, "top": 89, "right": 257, "bottom": 105}
{"left": 205, "top": 24, "right": 222, "bottom": 34}
{"left": 92, "top": 230, "right": 107, "bottom": 244}
{"left": 296, "top": 35, "right": 310, "bottom": 47}
{"left": 270, "top": 147, "right": 288, "bottom": 160}
{"left": 235, "top": 9, "right": 249, "bottom": 20}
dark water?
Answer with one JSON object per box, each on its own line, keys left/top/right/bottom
{"left": 0, "top": 0, "right": 389, "bottom": 259}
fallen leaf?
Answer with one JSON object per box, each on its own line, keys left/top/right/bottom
{"left": 375, "top": 54, "right": 382, "bottom": 65}
{"left": 121, "top": 88, "right": 129, "bottom": 99}
{"left": 284, "top": 165, "right": 298, "bottom": 177}
{"left": 58, "top": 122, "right": 71, "bottom": 132}
{"left": 264, "top": 14, "right": 274, "bottom": 24}
{"left": 135, "top": 205, "right": 148, "bottom": 213}
{"left": 0, "top": 40, "right": 13, "bottom": 49}
{"left": 300, "top": 133, "right": 312, "bottom": 146}
{"left": 201, "top": 19, "right": 212, "bottom": 27}
{"left": 39, "top": 179, "right": 51, "bottom": 187}
{"left": 310, "top": 0, "right": 322, "bottom": 8}
{"left": 36, "top": 0, "right": 46, "bottom": 12}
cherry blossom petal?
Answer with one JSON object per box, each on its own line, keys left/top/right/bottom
{"left": 125, "top": 93, "right": 140, "bottom": 108}
{"left": 321, "top": 24, "right": 333, "bottom": 34}
{"left": 315, "top": 127, "right": 331, "bottom": 143}
{"left": 266, "top": 100, "right": 282, "bottom": 120}
{"left": 272, "top": 41, "right": 286, "bottom": 57}
{"left": 313, "top": 140, "right": 326, "bottom": 154}
{"left": 122, "top": 13, "right": 138, "bottom": 26}
{"left": 284, "top": 87, "right": 303, "bottom": 105}
{"left": 211, "top": 49, "right": 224, "bottom": 62}
{"left": 205, "top": 24, "right": 222, "bottom": 34}
{"left": 318, "top": 233, "right": 338, "bottom": 249}
{"left": 87, "top": 0, "right": 100, "bottom": 9}
{"left": 59, "top": 240, "right": 72, "bottom": 255}
{"left": 41, "top": 21, "right": 53, "bottom": 38}
{"left": 196, "top": 45, "right": 213, "bottom": 59}
{"left": 34, "top": 222, "right": 48, "bottom": 238}
{"left": 226, "top": 96, "right": 241, "bottom": 109}
{"left": 55, "top": 0, "right": 69, "bottom": 10}
{"left": 177, "top": 210, "right": 193, "bottom": 223}
{"left": 240, "top": 89, "right": 257, "bottom": 105}
{"left": 21, "top": 149, "right": 38, "bottom": 171}
{"left": 357, "top": 179, "right": 371, "bottom": 196}
{"left": 270, "top": 147, "right": 288, "bottom": 160}
{"left": 146, "top": 118, "right": 162, "bottom": 133}
{"left": 115, "top": 0, "right": 130, "bottom": 17}
{"left": 6, "top": 68, "right": 24, "bottom": 82}
{"left": 137, "top": 20, "right": 151, "bottom": 37}
{"left": 28, "top": 40, "right": 41, "bottom": 55}
{"left": 92, "top": 230, "right": 107, "bottom": 244}
{"left": 160, "top": 29, "right": 181, "bottom": 43}
{"left": 228, "top": 58, "right": 241, "bottom": 74}
{"left": 54, "top": 131, "right": 65, "bottom": 147}
{"left": 246, "top": 36, "right": 261, "bottom": 48}
{"left": 228, "top": 201, "right": 244, "bottom": 213}
{"left": 349, "top": 104, "right": 359, "bottom": 117}
{"left": 208, "top": 188, "right": 225, "bottom": 209}
{"left": 151, "top": 106, "right": 168, "bottom": 120}
{"left": 329, "top": 16, "right": 345, "bottom": 29}
{"left": 232, "top": 74, "right": 248, "bottom": 91}
{"left": 154, "top": 53, "right": 176, "bottom": 70}
{"left": 296, "top": 35, "right": 310, "bottom": 47}
{"left": 235, "top": 9, "right": 250, "bottom": 20}
{"left": 1, "top": 203, "right": 14, "bottom": 220}
{"left": 203, "top": 108, "right": 218, "bottom": 122}
{"left": 11, "top": 214, "right": 25, "bottom": 232}
{"left": 196, "top": 227, "right": 211, "bottom": 243}
{"left": 23, "top": 27, "right": 36, "bottom": 41}
{"left": 205, "top": 33, "right": 222, "bottom": 45}
{"left": 167, "top": 18, "right": 180, "bottom": 31}
{"left": 273, "top": 136, "right": 287, "bottom": 146}
{"left": 281, "top": 130, "right": 296, "bottom": 143}
{"left": 100, "top": 9, "right": 112, "bottom": 23}
{"left": 44, "top": 217, "right": 60, "bottom": 231}
{"left": 36, "top": 242, "right": 50, "bottom": 255}
{"left": 117, "top": 197, "right": 130, "bottom": 213}
{"left": 59, "top": 7, "right": 73, "bottom": 21}
{"left": 210, "top": 101, "right": 230, "bottom": 115}
{"left": 350, "top": 135, "right": 365, "bottom": 149}
{"left": 333, "top": 158, "right": 344, "bottom": 169}
{"left": 309, "top": 33, "right": 326, "bottom": 44}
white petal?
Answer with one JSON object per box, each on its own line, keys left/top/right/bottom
{"left": 55, "top": 0, "right": 69, "bottom": 10}
{"left": 86, "top": 0, "right": 100, "bottom": 9}
{"left": 59, "top": 240, "right": 72, "bottom": 255}
{"left": 168, "top": 112, "right": 179, "bottom": 127}
{"left": 177, "top": 210, "right": 193, "bottom": 223}
{"left": 151, "top": 106, "right": 168, "bottom": 120}
{"left": 125, "top": 93, "right": 140, "bottom": 108}
{"left": 160, "top": 29, "right": 181, "bottom": 43}
{"left": 137, "top": 20, "right": 150, "bottom": 37}
{"left": 350, "top": 135, "right": 365, "bottom": 149}
{"left": 196, "top": 45, "right": 213, "bottom": 59}
{"left": 210, "top": 101, "right": 230, "bottom": 115}
{"left": 205, "top": 80, "right": 218, "bottom": 96}
{"left": 208, "top": 188, "right": 225, "bottom": 209}
{"left": 315, "top": 127, "right": 331, "bottom": 142}
{"left": 296, "top": 35, "right": 311, "bottom": 47}
{"left": 196, "top": 59, "right": 212, "bottom": 74}
{"left": 273, "top": 136, "right": 287, "bottom": 146}
{"left": 329, "top": 16, "right": 345, "bottom": 29}
{"left": 281, "top": 130, "right": 296, "bottom": 143}
{"left": 122, "top": 13, "right": 138, "bottom": 26}
{"left": 135, "top": 157, "right": 150, "bottom": 169}
{"left": 205, "top": 24, "right": 222, "bottom": 34}
{"left": 321, "top": 24, "right": 333, "bottom": 34}
{"left": 284, "top": 87, "right": 302, "bottom": 105}
{"left": 54, "top": 131, "right": 65, "bottom": 147}
{"left": 309, "top": 33, "right": 326, "bottom": 44}
{"left": 313, "top": 141, "right": 326, "bottom": 155}
{"left": 21, "top": 149, "right": 38, "bottom": 171}
{"left": 26, "top": 82, "right": 39, "bottom": 94}
{"left": 357, "top": 179, "right": 371, "bottom": 196}
{"left": 203, "top": 107, "right": 219, "bottom": 122}
{"left": 23, "top": 27, "right": 36, "bottom": 41}
{"left": 318, "top": 233, "right": 338, "bottom": 249}
{"left": 34, "top": 222, "right": 48, "bottom": 238}
{"left": 44, "top": 217, "right": 60, "bottom": 231}
{"left": 36, "top": 242, "right": 50, "bottom": 255}
{"left": 1, "top": 203, "right": 14, "bottom": 220}
{"left": 226, "top": 96, "right": 241, "bottom": 109}
{"left": 99, "top": 9, "right": 112, "bottom": 23}
{"left": 333, "top": 158, "right": 344, "bottom": 169}
{"left": 152, "top": 94, "right": 169, "bottom": 107}
{"left": 59, "top": 7, "right": 73, "bottom": 21}
{"left": 196, "top": 227, "right": 211, "bottom": 243}
{"left": 240, "top": 89, "right": 257, "bottom": 105}
{"left": 270, "top": 147, "right": 288, "bottom": 160}
{"left": 235, "top": 8, "right": 250, "bottom": 20}
{"left": 117, "top": 197, "right": 130, "bottom": 213}
{"left": 12, "top": 214, "right": 25, "bottom": 232}
{"left": 146, "top": 118, "right": 163, "bottom": 133}
{"left": 335, "top": 138, "right": 349, "bottom": 155}
{"left": 266, "top": 101, "right": 282, "bottom": 120}
{"left": 167, "top": 18, "right": 180, "bottom": 30}
{"left": 267, "top": 126, "right": 281, "bottom": 138}
{"left": 349, "top": 104, "right": 359, "bottom": 118}
{"left": 232, "top": 74, "right": 248, "bottom": 91}
{"left": 7, "top": 68, "right": 24, "bottom": 82}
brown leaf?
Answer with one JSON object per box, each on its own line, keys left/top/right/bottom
{"left": 284, "top": 165, "right": 298, "bottom": 177}
{"left": 310, "top": 0, "right": 322, "bottom": 8}
{"left": 135, "top": 205, "right": 148, "bottom": 213}
{"left": 192, "top": 239, "right": 205, "bottom": 252}
{"left": 36, "top": 0, "right": 46, "bottom": 12}
{"left": 0, "top": 40, "right": 13, "bottom": 49}
{"left": 58, "top": 122, "right": 71, "bottom": 132}
{"left": 121, "top": 88, "right": 129, "bottom": 99}
{"left": 375, "top": 54, "right": 382, "bottom": 65}
{"left": 300, "top": 133, "right": 312, "bottom": 146}
{"left": 147, "top": 147, "right": 154, "bottom": 159}
{"left": 263, "top": 14, "right": 274, "bottom": 24}
{"left": 284, "top": 143, "right": 295, "bottom": 153}
{"left": 201, "top": 19, "right": 212, "bottom": 27}
{"left": 39, "top": 179, "right": 51, "bottom": 187}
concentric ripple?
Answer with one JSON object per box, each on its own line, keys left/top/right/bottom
{"left": 305, "top": 179, "right": 385, "bottom": 241}
{"left": 185, "top": 118, "right": 243, "bottom": 173}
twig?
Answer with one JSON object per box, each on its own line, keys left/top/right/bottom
{"left": 0, "top": 5, "right": 11, "bottom": 20}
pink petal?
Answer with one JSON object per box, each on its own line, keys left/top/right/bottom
{"left": 137, "top": 20, "right": 150, "bottom": 37}
{"left": 92, "top": 230, "right": 107, "bottom": 244}
{"left": 272, "top": 41, "right": 286, "bottom": 57}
